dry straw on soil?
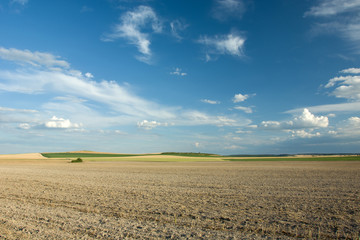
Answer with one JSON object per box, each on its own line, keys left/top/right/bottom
{"left": 0, "top": 159, "right": 359, "bottom": 239}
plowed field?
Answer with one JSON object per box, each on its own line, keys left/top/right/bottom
{"left": 0, "top": 160, "right": 359, "bottom": 239}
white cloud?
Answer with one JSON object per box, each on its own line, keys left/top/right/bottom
{"left": 288, "top": 102, "right": 360, "bottom": 114}
{"left": 0, "top": 47, "right": 70, "bottom": 69}
{"left": 170, "top": 67, "right": 187, "bottom": 76}
{"left": 290, "top": 130, "right": 321, "bottom": 138}
{"left": 201, "top": 99, "right": 220, "bottom": 104}
{"left": 44, "top": 116, "right": 82, "bottom": 129}
{"left": 137, "top": 120, "right": 168, "bottom": 130}
{"left": 234, "top": 106, "right": 252, "bottom": 113}
{"left": 328, "top": 116, "right": 360, "bottom": 138}
{"left": 85, "top": 72, "right": 94, "bottom": 78}
{"left": 194, "top": 142, "right": 200, "bottom": 148}
{"left": 293, "top": 108, "right": 329, "bottom": 128}
{"left": 340, "top": 68, "right": 360, "bottom": 74}
{"left": 0, "top": 47, "right": 252, "bottom": 131}
{"left": 304, "top": 0, "right": 360, "bottom": 17}
{"left": 198, "top": 32, "right": 246, "bottom": 59}
{"left": 103, "top": 6, "right": 162, "bottom": 64}
{"left": 212, "top": 0, "right": 246, "bottom": 21}
{"left": 325, "top": 75, "right": 360, "bottom": 100}
{"left": 261, "top": 108, "right": 328, "bottom": 130}
{"left": 305, "top": 0, "right": 360, "bottom": 53}
{"left": 233, "top": 93, "right": 249, "bottom": 103}
{"left": 288, "top": 68, "right": 360, "bottom": 114}
{"left": 0, "top": 106, "right": 37, "bottom": 113}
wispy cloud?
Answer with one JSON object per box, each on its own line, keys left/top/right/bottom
{"left": 0, "top": 106, "right": 37, "bottom": 113}
{"left": 103, "top": 6, "right": 162, "bottom": 64}
{"left": 234, "top": 106, "right": 252, "bottom": 113}
{"left": 170, "top": 20, "right": 188, "bottom": 41}
{"left": 10, "top": 0, "right": 28, "bottom": 5}
{"left": 0, "top": 47, "right": 70, "bottom": 69}
{"left": 304, "top": 0, "right": 360, "bottom": 17}
{"left": 80, "top": 6, "right": 93, "bottom": 13}
{"left": 0, "top": 47, "right": 250, "bottom": 131}
{"left": 305, "top": 0, "right": 360, "bottom": 53}
{"left": 198, "top": 32, "right": 246, "bottom": 60}
{"left": 212, "top": 0, "right": 247, "bottom": 21}
{"left": 201, "top": 99, "right": 220, "bottom": 104}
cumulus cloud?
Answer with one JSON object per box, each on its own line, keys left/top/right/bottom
{"left": 212, "top": 0, "right": 247, "bottom": 21}
{"left": 170, "top": 67, "right": 187, "bottom": 76}
{"left": 290, "top": 129, "right": 321, "bottom": 138}
{"left": 233, "top": 93, "right": 250, "bottom": 103}
{"left": 137, "top": 120, "right": 168, "bottom": 130}
{"left": 261, "top": 108, "right": 328, "bottom": 130}
{"left": 103, "top": 6, "right": 162, "bottom": 63}
{"left": 198, "top": 32, "right": 246, "bottom": 60}
{"left": 288, "top": 68, "right": 360, "bottom": 114}
{"left": 325, "top": 75, "right": 360, "bottom": 100}
{"left": 44, "top": 116, "right": 82, "bottom": 129}
{"left": 85, "top": 72, "right": 94, "bottom": 78}
{"left": 293, "top": 109, "right": 329, "bottom": 128}
{"left": 0, "top": 47, "right": 70, "bottom": 69}
{"left": 201, "top": 99, "right": 220, "bottom": 104}
{"left": 340, "top": 68, "right": 360, "bottom": 74}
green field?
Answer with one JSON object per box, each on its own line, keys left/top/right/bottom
{"left": 41, "top": 152, "right": 141, "bottom": 158}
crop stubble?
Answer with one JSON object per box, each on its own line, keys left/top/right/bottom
{"left": 0, "top": 161, "right": 359, "bottom": 239}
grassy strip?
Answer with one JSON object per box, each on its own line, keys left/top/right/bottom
{"left": 224, "top": 156, "right": 360, "bottom": 161}
{"left": 41, "top": 153, "right": 141, "bottom": 158}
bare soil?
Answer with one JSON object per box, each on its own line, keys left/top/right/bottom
{"left": 0, "top": 160, "right": 359, "bottom": 239}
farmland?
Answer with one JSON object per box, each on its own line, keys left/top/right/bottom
{"left": 0, "top": 153, "right": 359, "bottom": 239}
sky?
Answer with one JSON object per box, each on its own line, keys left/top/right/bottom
{"left": 0, "top": 0, "right": 360, "bottom": 154}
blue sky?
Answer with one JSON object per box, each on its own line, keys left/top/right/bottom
{"left": 0, "top": 0, "right": 360, "bottom": 154}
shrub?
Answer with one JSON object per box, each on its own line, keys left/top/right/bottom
{"left": 71, "top": 158, "right": 83, "bottom": 163}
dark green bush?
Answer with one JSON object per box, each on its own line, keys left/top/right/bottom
{"left": 71, "top": 158, "right": 83, "bottom": 163}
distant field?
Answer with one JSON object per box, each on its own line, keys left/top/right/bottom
{"left": 160, "top": 152, "right": 221, "bottom": 157}
{"left": 38, "top": 152, "right": 360, "bottom": 162}
{"left": 225, "top": 156, "right": 360, "bottom": 161}
{"left": 84, "top": 156, "right": 224, "bottom": 162}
